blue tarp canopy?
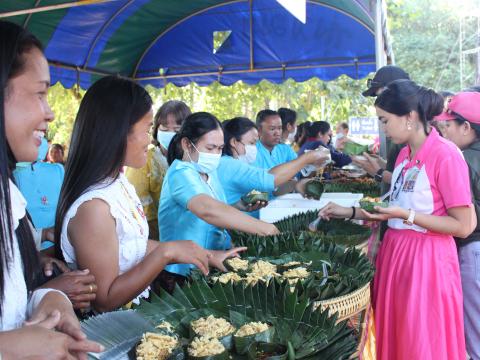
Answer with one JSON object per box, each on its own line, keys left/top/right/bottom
{"left": 1, "top": 0, "right": 392, "bottom": 89}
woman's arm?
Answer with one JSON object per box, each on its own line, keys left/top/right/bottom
{"left": 318, "top": 202, "right": 476, "bottom": 238}
{"left": 68, "top": 199, "right": 214, "bottom": 312}
{"left": 269, "top": 150, "right": 329, "bottom": 186}
{"left": 188, "top": 194, "right": 279, "bottom": 236}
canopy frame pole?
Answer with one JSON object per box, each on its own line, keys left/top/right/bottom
{"left": 22, "top": 0, "right": 42, "bottom": 28}
{"left": 49, "top": 61, "right": 121, "bottom": 78}
{"left": 134, "top": 61, "right": 376, "bottom": 82}
{"left": 249, "top": 0, "right": 254, "bottom": 71}
{"left": 0, "top": 0, "right": 115, "bottom": 18}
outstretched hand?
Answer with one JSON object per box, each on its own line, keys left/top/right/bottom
{"left": 208, "top": 247, "right": 248, "bottom": 272}
{"left": 359, "top": 205, "right": 408, "bottom": 222}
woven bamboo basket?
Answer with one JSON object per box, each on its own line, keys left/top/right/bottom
{"left": 315, "top": 281, "right": 371, "bottom": 322}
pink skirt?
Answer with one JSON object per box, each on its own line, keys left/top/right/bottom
{"left": 373, "top": 228, "right": 466, "bottom": 360}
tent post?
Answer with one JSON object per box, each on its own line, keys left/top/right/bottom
{"left": 249, "top": 0, "right": 254, "bottom": 71}
{"left": 0, "top": 0, "right": 115, "bottom": 18}
{"left": 375, "top": 0, "right": 388, "bottom": 161}
{"left": 374, "top": 0, "right": 387, "bottom": 69}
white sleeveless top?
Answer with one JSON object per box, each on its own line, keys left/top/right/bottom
{"left": 60, "top": 173, "right": 150, "bottom": 303}
{"left": 1, "top": 181, "right": 68, "bottom": 330}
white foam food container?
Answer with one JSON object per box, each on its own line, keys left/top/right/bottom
{"left": 260, "top": 192, "right": 363, "bottom": 223}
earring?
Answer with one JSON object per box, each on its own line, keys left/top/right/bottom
{"left": 407, "top": 122, "right": 412, "bottom": 130}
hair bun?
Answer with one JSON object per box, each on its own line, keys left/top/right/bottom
{"left": 418, "top": 87, "right": 444, "bottom": 120}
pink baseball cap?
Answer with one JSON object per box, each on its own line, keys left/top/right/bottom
{"left": 434, "top": 92, "right": 480, "bottom": 124}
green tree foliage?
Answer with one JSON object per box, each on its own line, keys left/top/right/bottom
{"left": 47, "top": 85, "right": 83, "bottom": 146}
{"left": 388, "top": 0, "right": 476, "bottom": 91}
{"left": 149, "top": 77, "right": 374, "bottom": 125}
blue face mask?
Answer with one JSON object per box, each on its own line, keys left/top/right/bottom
{"left": 188, "top": 141, "right": 221, "bottom": 174}
{"left": 37, "top": 138, "right": 48, "bottom": 161}
{"left": 157, "top": 130, "right": 176, "bottom": 150}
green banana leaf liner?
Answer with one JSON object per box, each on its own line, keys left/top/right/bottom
{"left": 189, "top": 328, "right": 234, "bottom": 352}
{"left": 234, "top": 326, "right": 275, "bottom": 354}
{"left": 128, "top": 340, "right": 185, "bottom": 360}
{"left": 304, "top": 180, "right": 324, "bottom": 200}
{"left": 187, "top": 348, "right": 229, "bottom": 360}
{"left": 343, "top": 141, "right": 369, "bottom": 156}
{"left": 241, "top": 191, "right": 269, "bottom": 205}
{"left": 359, "top": 200, "right": 388, "bottom": 213}
{"left": 246, "top": 342, "right": 288, "bottom": 360}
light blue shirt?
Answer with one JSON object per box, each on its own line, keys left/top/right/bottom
{"left": 217, "top": 156, "right": 275, "bottom": 205}
{"left": 253, "top": 141, "right": 297, "bottom": 170}
{"left": 158, "top": 159, "right": 229, "bottom": 276}
{"left": 13, "top": 162, "right": 65, "bottom": 229}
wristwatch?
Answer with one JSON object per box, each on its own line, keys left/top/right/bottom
{"left": 403, "top": 209, "right": 416, "bottom": 226}
{"left": 374, "top": 168, "right": 385, "bottom": 183}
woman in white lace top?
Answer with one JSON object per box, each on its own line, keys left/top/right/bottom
{"left": 0, "top": 21, "right": 102, "bottom": 358}
{"left": 55, "top": 76, "right": 245, "bottom": 313}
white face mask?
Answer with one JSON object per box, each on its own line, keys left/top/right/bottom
{"left": 238, "top": 144, "right": 257, "bottom": 164}
{"left": 336, "top": 133, "right": 344, "bottom": 140}
{"left": 157, "top": 130, "right": 176, "bottom": 150}
{"left": 188, "top": 141, "right": 221, "bottom": 174}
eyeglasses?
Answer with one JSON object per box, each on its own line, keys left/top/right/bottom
{"left": 367, "top": 78, "right": 383, "bottom": 88}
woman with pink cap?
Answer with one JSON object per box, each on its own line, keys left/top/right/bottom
{"left": 439, "top": 91, "right": 480, "bottom": 360}
{"left": 317, "top": 80, "right": 476, "bottom": 360}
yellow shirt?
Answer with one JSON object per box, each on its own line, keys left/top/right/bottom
{"left": 125, "top": 145, "right": 167, "bottom": 224}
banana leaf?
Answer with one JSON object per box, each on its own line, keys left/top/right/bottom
{"left": 359, "top": 200, "right": 388, "bottom": 213}
{"left": 343, "top": 141, "right": 369, "bottom": 156}
{"left": 234, "top": 326, "right": 275, "bottom": 354}
{"left": 304, "top": 180, "right": 324, "bottom": 200}
{"left": 135, "top": 279, "right": 357, "bottom": 360}
{"left": 231, "top": 212, "right": 371, "bottom": 251}
{"left": 246, "top": 342, "right": 287, "bottom": 360}
{"left": 193, "top": 250, "right": 373, "bottom": 302}
{"left": 188, "top": 348, "right": 229, "bottom": 360}
{"left": 241, "top": 191, "right": 269, "bottom": 205}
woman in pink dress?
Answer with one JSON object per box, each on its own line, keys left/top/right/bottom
{"left": 318, "top": 79, "right": 476, "bottom": 359}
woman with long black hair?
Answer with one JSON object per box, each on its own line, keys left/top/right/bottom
{"left": 318, "top": 80, "right": 476, "bottom": 359}
{"left": 55, "top": 77, "right": 243, "bottom": 313}
{"left": 0, "top": 20, "right": 102, "bottom": 358}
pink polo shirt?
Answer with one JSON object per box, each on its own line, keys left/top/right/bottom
{"left": 388, "top": 128, "right": 471, "bottom": 233}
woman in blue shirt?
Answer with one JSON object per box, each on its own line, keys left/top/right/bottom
{"left": 159, "top": 113, "right": 279, "bottom": 279}
{"left": 218, "top": 117, "right": 331, "bottom": 206}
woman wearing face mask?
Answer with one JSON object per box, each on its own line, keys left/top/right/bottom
{"left": 158, "top": 113, "right": 281, "bottom": 284}
{"left": 55, "top": 78, "right": 241, "bottom": 313}
{"left": 0, "top": 20, "right": 102, "bottom": 358}
{"left": 318, "top": 80, "right": 476, "bottom": 360}
{"left": 218, "top": 117, "right": 330, "bottom": 210}
{"left": 439, "top": 92, "right": 480, "bottom": 360}
{"left": 126, "top": 100, "right": 191, "bottom": 240}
